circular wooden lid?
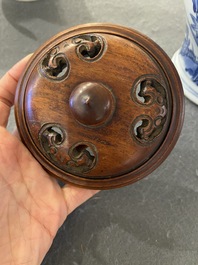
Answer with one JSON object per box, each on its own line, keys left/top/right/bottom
{"left": 15, "top": 23, "right": 184, "bottom": 189}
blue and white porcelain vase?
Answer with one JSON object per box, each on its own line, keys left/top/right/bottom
{"left": 172, "top": 0, "right": 198, "bottom": 105}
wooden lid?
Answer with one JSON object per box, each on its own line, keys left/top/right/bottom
{"left": 15, "top": 23, "right": 184, "bottom": 189}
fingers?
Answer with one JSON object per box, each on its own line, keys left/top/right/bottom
{"left": 62, "top": 185, "right": 100, "bottom": 215}
{"left": 0, "top": 54, "right": 32, "bottom": 127}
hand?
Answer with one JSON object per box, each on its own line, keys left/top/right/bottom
{"left": 0, "top": 55, "right": 99, "bottom": 265}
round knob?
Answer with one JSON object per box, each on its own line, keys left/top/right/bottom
{"left": 69, "top": 82, "right": 115, "bottom": 126}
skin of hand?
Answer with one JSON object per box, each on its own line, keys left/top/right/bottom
{"left": 0, "top": 54, "right": 99, "bottom": 265}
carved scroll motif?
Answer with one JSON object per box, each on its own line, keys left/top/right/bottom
{"left": 40, "top": 42, "right": 70, "bottom": 81}
{"left": 39, "top": 124, "right": 97, "bottom": 174}
{"left": 131, "top": 77, "right": 168, "bottom": 144}
{"left": 73, "top": 34, "right": 105, "bottom": 61}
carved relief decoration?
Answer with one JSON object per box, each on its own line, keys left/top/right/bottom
{"left": 39, "top": 124, "right": 97, "bottom": 174}
{"left": 40, "top": 42, "right": 70, "bottom": 81}
{"left": 72, "top": 34, "right": 105, "bottom": 62}
{"left": 131, "top": 77, "right": 168, "bottom": 144}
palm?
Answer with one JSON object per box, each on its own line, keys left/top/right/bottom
{"left": 0, "top": 55, "right": 98, "bottom": 265}
{"left": 0, "top": 127, "right": 67, "bottom": 264}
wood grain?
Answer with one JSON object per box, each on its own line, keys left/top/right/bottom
{"left": 15, "top": 23, "right": 184, "bottom": 189}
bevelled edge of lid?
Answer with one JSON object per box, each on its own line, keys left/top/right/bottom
{"left": 14, "top": 23, "right": 184, "bottom": 189}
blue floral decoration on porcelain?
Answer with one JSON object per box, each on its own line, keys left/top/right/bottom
{"left": 180, "top": 0, "right": 198, "bottom": 85}
{"left": 193, "top": 0, "right": 198, "bottom": 13}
